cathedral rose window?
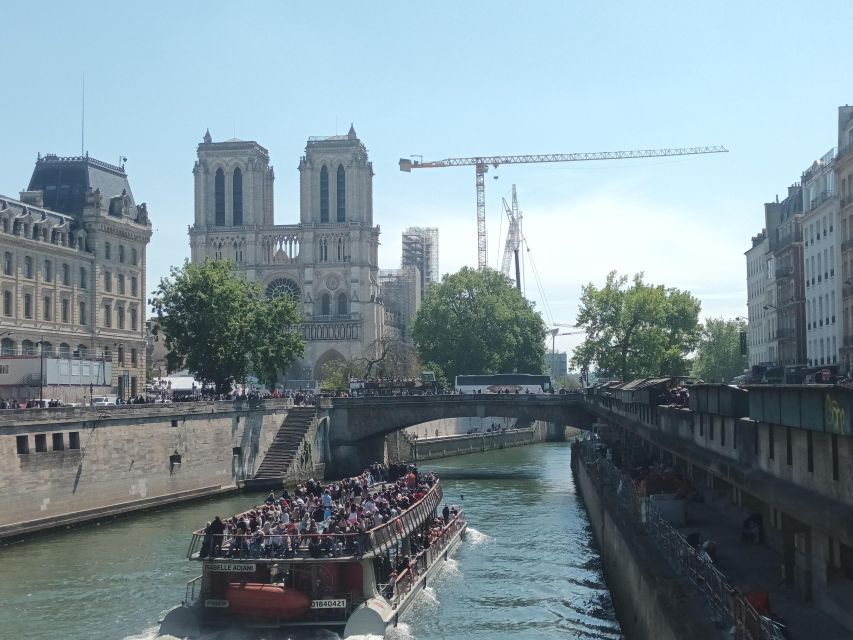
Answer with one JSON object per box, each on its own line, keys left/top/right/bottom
{"left": 266, "top": 278, "right": 301, "bottom": 301}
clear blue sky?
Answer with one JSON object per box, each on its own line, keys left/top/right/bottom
{"left": 2, "top": 1, "right": 850, "bottom": 358}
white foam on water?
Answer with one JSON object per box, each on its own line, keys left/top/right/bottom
{"left": 122, "top": 628, "right": 164, "bottom": 640}
{"left": 442, "top": 557, "right": 461, "bottom": 577}
{"left": 386, "top": 622, "right": 414, "bottom": 640}
{"left": 464, "top": 527, "right": 493, "bottom": 545}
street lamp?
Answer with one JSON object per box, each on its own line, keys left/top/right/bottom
{"left": 36, "top": 334, "right": 45, "bottom": 403}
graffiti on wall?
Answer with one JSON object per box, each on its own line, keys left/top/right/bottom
{"left": 824, "top": 393, "right": 850, "bottom": 435}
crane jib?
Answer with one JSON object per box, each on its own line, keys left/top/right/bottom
{"left": 399, "top": 145, "right": 728, "bottom": 270}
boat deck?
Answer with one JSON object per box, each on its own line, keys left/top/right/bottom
{"left": 188, "top": 480, "right": 444, "bottom": 562}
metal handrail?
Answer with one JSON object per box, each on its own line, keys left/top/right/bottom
{"left": 577, "top": 444, "right": 785, "bottom": 640}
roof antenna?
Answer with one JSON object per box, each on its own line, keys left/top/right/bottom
{"left": 81, "top": 71, "right": 85, "bottom": 156}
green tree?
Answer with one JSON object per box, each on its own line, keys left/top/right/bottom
{"left": 151, "top": 259, "right": 304, "bottom": 393}
{"left": 412, "top": 267, "right": 547, "bottom": 382}
{"left": 571, "top": 271, "right": 701, "bottom": 381}
{"left": 691, "top": 317, "right": 748, "bottom": 383}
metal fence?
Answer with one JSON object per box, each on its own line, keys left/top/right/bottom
{"left": 576, "top": 443, "right": 787, "bottom": 640}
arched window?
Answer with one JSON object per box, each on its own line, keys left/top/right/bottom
{"left": 320, "top": 293, "right": 330, "bottom": 315}
{"left": 59, "top": 343, "right": 71, "bottom": 357}
{"left": 77, "top": 344, "right": 87, "bottom": 358}
{"left": 233, "top": 167, "right": 243, "bottom": 225}
{"left": 337, "top": 238, "right": 343, "bottom": 261}
{"left": 21, "top": 340, "right": 34, "bottom": 356}
{"left": 214, "top": 168, "right": 225, "bottom": 226}
{"left": 337, "top": 292, "right": 348, "bottom": 315}
{"left": 41, "top": 342, "right": 53, "bottom": 357}
{"left": 320, "top": 166, "right": 329, "bottom": 222}
{"left": 1, "top": 338, "right": 15, "bottom": 355}
{"left": 336, "top": 165, "right": 346, "bottom": 222}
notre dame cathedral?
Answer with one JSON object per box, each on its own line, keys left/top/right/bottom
{"left": 188, "top": 126, "right": 384, "bottom": 383}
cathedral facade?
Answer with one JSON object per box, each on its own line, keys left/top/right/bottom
{"left": 188, "top": 127, "right": 384, "bottom": 384}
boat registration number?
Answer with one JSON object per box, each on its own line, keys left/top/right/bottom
{"left": 204, "top": 599, "right": 229, "bottom": 608}
{"left": 206, "top": 562, "right": 256, "bottom": 572}
{"left": 311, "top": 599, "right": 347, "bottom": 609}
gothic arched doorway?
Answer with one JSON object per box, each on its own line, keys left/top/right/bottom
{"left": 314, "top": 349, "right": 346, "bottom": 383}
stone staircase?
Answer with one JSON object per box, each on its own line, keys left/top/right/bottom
{"left": 252, "top": 406, "right": 316, "bottom": 485}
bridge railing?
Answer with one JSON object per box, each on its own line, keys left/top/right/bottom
{"left": 576, "top": 443, "right": 786, "bottom": 640}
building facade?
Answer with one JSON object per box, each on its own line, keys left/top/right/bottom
{"left": 745, "top": 231, "right": 771, "bottom": 367}
{"left": 801, "top": 148, "right": 840, "bottom": 368}
{"left": 0, "top": 154, "right": 151, "bottom": 401}
{"left": 836, "top": 107, "right": 853, "bottom": 375}
{"left": 188, "top": 127, "right": 384, "bottom": 383}
{"left": 379, "top": 266, "right": 421, "bottom": 342}
{"left": 766, "top": 184, "right": 806, "bottom": 366}
{"left": 546, "top": 350, "right": 567, "bottom": 377}
{"left": 401, "top": 226, "right": 439, "bottom": 298}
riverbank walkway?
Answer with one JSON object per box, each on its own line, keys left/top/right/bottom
{"left": 680, "top": 502, "right": 850, "bottom": 639}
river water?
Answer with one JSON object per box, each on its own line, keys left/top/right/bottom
{"left": 0, "top": 442, "right": 622, "bottom": 640}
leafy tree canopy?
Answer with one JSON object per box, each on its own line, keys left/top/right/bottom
{"left": 570, "top": 271, "right": 701, "bottom": 381}
{"left": 412, "top": 267, "right": 547, "bottom": 382}
{"left": 151, "top": 259, "right": 304, "bottom": 393}
{"left": 691, "top": 317, "right": 748, "bottom": 383}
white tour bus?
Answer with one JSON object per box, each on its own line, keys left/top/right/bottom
{"left": 454, "top": 373, "right": 553, "bottom": 394}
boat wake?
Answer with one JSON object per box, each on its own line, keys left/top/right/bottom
{"left": 464, "top": 527, "right": 494, "bottom": 546}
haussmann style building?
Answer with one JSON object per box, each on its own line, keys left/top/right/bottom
{"left": 0, "top": 154, "right": 152, "bottom": 403}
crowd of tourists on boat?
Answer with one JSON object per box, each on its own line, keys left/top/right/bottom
{"left": 199, "top": 462, "right": 449, "bottom": 560}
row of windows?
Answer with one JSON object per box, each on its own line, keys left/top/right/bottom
{"left": 103, "top": 242, "right": 138, "bottom": 265}
{"left": 0, "top": 338, "right": 140, "bottom": 367}
{"left": 805, "top": 212, "right": 834, "bottom": 245}
{"left": 101, "top": 303, "right": 139, "bottom": 330}
{"left": 3, "top": 253, "right": 89, "bottom": 288}
{"left": 17, "top": 432, "right": 80, "bottom": 454}
{"left": 3, "top": 291, "right": 89, "bottom": 325}
{"left": 103, "top": 272, "right": 139, "bottom": 296}
{"left": 318, "top": 292, "right": 348, "bottom": 315}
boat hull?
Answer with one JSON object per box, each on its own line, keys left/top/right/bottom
{"left": 160, "top": 522, "right": 467, "bottom": 639}
{"left": 343, "top": 521, "right": 467, "bottom": 638}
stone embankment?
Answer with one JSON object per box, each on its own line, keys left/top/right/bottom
{"left": 0, "top": 400, "right": 326, "bottom": 540}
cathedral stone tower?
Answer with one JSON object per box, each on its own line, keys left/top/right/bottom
{"left": 188, "top": 127, "right": 384, "bottom": 384}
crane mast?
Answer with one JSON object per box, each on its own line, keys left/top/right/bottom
{"left": 400, "top": 145, "right": 728, "bottom": 269}
{"left": 500, "top": 185, "right": 522, "bottom": 292}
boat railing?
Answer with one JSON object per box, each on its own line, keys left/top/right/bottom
{"left": 188, "top": 480, "right": 444, "bottom": 561}
{"left": 190, "top": 530, "right": 374, "bottom": 561}
{"left": 370, "top": 482, "right": 443, "bottom": 554}
{"left": 184, "top": 575, "right": 203, "bottom": 605}
{"left": 383, "top": 509, "right": 465, "bottom": 609}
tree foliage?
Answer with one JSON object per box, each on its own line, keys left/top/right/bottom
{"left": 320, "top": 337, "right": 423, "bottom": 391}
{"left": 571, "top": 271, "right": 701, "bottom": 381}
{"left": 412, "top": 267, "right": 547, "bottom": 382}
{"left": 691, "top": 317, "right": 747, "bottom": 383}
{"left": 151, "top": 259, "right": 304, "bottom": 393}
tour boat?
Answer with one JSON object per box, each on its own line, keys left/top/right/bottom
{"left": 159, "top": 477, "right": 466, "bottom": 638}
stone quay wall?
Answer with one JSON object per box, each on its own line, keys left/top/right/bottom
{"left": 0, "top": 400, "right": 293, "bottom": 539}
{"left": 387, "top": 421, "right": 551, "bottom": 464}
{"left": 571, "top": 445, "right": 719, "bottom": 640}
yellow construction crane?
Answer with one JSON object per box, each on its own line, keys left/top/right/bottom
{"left": 400, "top": 146, "right": 729, "bottom": 269}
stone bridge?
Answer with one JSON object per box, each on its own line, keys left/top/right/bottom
{"left": 318, "top": 394, "right": 594, "bottom": 475}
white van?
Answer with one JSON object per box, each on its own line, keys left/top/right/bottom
{"left": 92, "top": 396, "right": 117, "bottom": 407}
